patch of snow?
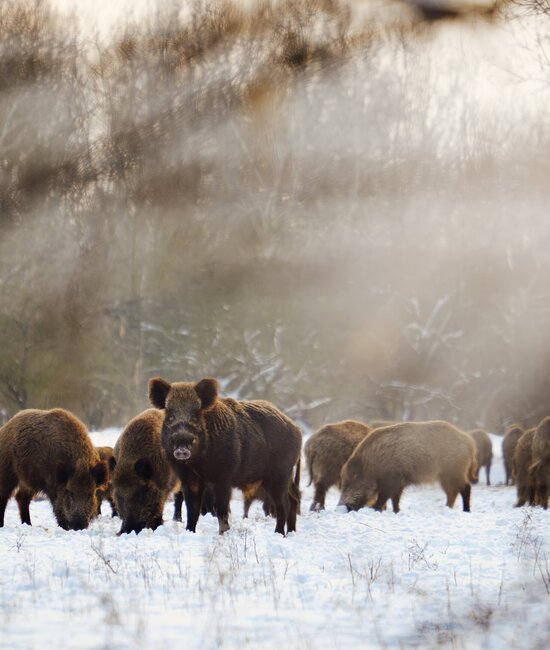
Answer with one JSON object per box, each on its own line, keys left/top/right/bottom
{"left": 1, "top": 429, "right": 547, "bottom": 649}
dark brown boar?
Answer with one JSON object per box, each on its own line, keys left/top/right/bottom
{"left": 530, "top": 417, "right": 550, "bottom": 509}
{"left": 468, "top": 429, "right": 493, "bottom": 486}
{"left": 513, "top": 428, "right": 537, "bottom": 507}
{"left": 338, "top": 421, "right": 476, "bottom": 513}
{"left": 95, "top": 446, "right": 117, "bottom": 517}
{"left": 502, "top": 424, "right": 524, "bottom": 485}
{"left": 305, "top": 420, "right": 371, "bottom": 511}
{"left": 0, "top": 409, "right": 108, "bottom": 530}
{"left": 111, "top": 408, "right": 181, "bottom": 534}
{"left": 148, "top": 376, "right": 302, "bottom": 535}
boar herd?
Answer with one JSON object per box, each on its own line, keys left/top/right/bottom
{"left": 0, "top": 375, "right": 548, "bottom": 535}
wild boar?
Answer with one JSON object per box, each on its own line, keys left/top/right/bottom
{"left": 111, "top": 409, "right": 181, "bottom": 534}
{"left": 0, "top": 409, "right": 108, "bottom": 530}
{"left": 468, "top": 429, "right": 493, "bottom": 486}
{"left": 148, "top": 376, "right": 302, "bottom": 535}
{"left": 502, "top": 424, "right": 524, "bottom": 485}
{"left": 305, "top": 420, "right": 371, "bottom": 511}
{"left": 513, "top": 428, "right": 537, "bottom": 507}
{"left": 530, "top": 417, "right": 550, "bottom": 509}
{"left": 338, "top": 420, "right": 476, "bottom": 513}
{"left": 95, "top": 446, "right": 117, "bottom": 516}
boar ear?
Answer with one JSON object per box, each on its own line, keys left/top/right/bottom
{"left": 134, "top": 458, "right": 154, "bottom": 481}
{"left": 148, "top": 377, "right": 171, "bottom": 409}
{"left": 194, "top": 377, "right": 218, "bottom": 410}
{"left": 57, "top": 463, "right": 75, "bottom": 485}
{"left": 91, "top": 460, "right": 109, "bottom": 486}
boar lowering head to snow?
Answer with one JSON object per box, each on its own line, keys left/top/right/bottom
{"left": 305, "top": 419, "right": 371, "bottom": 511}
{"left": 148, "top": 376, "right": 302, "bottom": 536}
{"left": 112, "top": 409, "right": 181, "bottom": 534}
{"left": 0, "top": 409, "right": 108, "bottom": 530}
{"left": 338, "top": 421, "right": 476, "bottom": 514}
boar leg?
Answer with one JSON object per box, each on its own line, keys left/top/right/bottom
{"left": 390, "top": 489, "right": 404, "bottom": 514}
{"left": 287, "top": 481, "right": 300, "bottom": 533}
{"left": 214, "top": 482, "right": 232, "bottom": 535}
{"left": 514, "top": 485, "right": 527, "bottom": 507}
{"left": 16, "top": 488, "right": 34, "bottom": 525}
{"left": 460, "top": 483, "right": 471, "bottom": 512}
{"left": 173, "top": 490, "right": 183, "bottom": 522}
{"left": 310, "top": 482, "right": 327, "bottom": 512}
{"left": 486, "top": 462, "right": 491, "bottom": 486}
{"left": 184, "top": 483, "right": 204, "bottom": 533}
{"left": 95, "top": 491, "right": 104, "bottom": 516}
{"left": 538, "top": 482, "right": 549, "bottom": 510}
{"left": 0, "top": 463, "right": 17, "bottom": 527}
{"left": 108, "top": 495, "right": 118, "bottom": 517}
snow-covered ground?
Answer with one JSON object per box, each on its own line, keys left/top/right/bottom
{"left": 1, "top": 433, "right": 550, "bottom": 649}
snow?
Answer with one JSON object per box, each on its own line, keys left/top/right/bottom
{"left": 1, "top": 432, "right": 550, "bottom": 649}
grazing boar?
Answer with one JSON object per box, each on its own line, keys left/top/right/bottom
{"left": 338, "top": 421, "right": 476, "bottom": 513}
{"left": 502, "top": 424, "right": 524, "bottom": 485}
{"left": 0, "top": 409, "right": 108, "bottom": 530}
{"left": 513, "top": 428, "right": 537, "bottom": 507}
{"left": 468, "top": 429, "right": 493, "bottom": 486}
{"left": 530, "top": 417, "right": 550, "bottom": 509}
{"left": 95, "top": 446, "right": 117, "bottom": 517}
{"left": 305, "top": 420, "right": 371, "bottom": 511}
{"left": 112, "top": 408, "right": 182, "bottom": 534}
{"left": 148, "top": 376, "right": 302, "bottom": 535}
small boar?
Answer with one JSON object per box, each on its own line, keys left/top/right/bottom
{"left": 95, "top": 446, "right": 117, "bottom": 517}
{"left": 0, "top": 409, "right": 108, "bottom": 530}
{"left": 530, "top": 417, "right": 550, "bottom": 509}
{"left": 112, "top": 409, "right": 181, "bottom": 534}
{"left": 468, "top": 429, "right": 493, "bottom": 486}
{"left": 242, "top": 484, "right": 276, "bottom": 518}
{"left": 149, "top": 376, "right": 302, "bottom": 535}
{"left": 338, "top": 421, "right": 476, "bottom": 513}
{"left": 305, "top": 420, "right": 371, "bottom": 511}
{"left": 513, "top": 428, "right": 537, "bottom": 507}
{"left": 502, "top": 424, "right": 524, "bottom": 485}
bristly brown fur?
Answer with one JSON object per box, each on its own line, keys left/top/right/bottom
{"left": 0, "top": 408, "right": 108, "bottom": 530}
{"left": 305, "top": 420, "right": 371, "bottom": 511}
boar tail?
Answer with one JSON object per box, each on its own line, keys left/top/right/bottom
{"left": 294, "top": 457, "right": 301, "bottom": 489}
{"left": 468, "top": 458, "right": 478, "bottom": 484}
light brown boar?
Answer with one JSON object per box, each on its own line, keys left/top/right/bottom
{"left": 95, "top": 446, "right": 117, "bottom": 517}
{"left": 0, "top": 409, "right": 108, "bottom": 530}
{"left": 468, "top": 429, "right": 493, "bottom": 486}
{"left": 513, "top": 428, "right": 537, "bottom": 507}
{"left": 305, "top": 420, "right": 371, "bottom": 511}
{"left": 530, "top": 417, "right": 550, "bottom": 509}
{"left": 502, "top": 424, "right": 524, "bottom": 485}
{"left": 338, "top": 421, "right": 476, "bottom": 513}
{"left": 112, "top": 408, "right": 181, "bottom": 534}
